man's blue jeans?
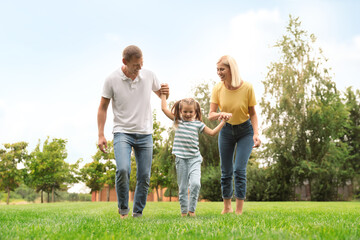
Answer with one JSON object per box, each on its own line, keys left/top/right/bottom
{"left": 218, "top": 119, "right": 254, "bottom": 200}
{"left": 113, "top": 132, "right": 153, "bottom": 215}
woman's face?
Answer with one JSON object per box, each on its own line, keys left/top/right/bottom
{"left": 217, "top": 63, "right": 231, "bottom": 82}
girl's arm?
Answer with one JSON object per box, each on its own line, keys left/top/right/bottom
{"left": 161, "top": 94, "right": 175, "bottom": 120}
{"left": 202, "top": 119, "right": 226, "bottom": 136}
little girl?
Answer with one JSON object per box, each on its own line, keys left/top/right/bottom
{"left": 161, "top": 94, "right": 226, "bottom": 217}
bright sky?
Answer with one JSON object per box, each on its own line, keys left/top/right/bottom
{"left": 1, "top": 0, "right": 359, "bottom": 192}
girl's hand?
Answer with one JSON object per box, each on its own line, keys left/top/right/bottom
{"left": 219, "top": 112, "right": 232, "bottom": 121}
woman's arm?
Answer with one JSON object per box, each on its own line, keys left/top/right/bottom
{"left": 208, "top": 103, "right": 232, "bottom": 121}
{"left": 161, "top": 94, "right": 175, "bottom": 120}
{"left": 202, "top": 120, "right": 226, "bottom": 136}
{"left": 249, "top": 106, "right": 261, "bottom": 148}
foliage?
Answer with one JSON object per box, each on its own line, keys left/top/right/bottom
{"left": 260, "top": 15, "right": 349, "bottom": 200}
{"left": 14, "top": 183, "right": 38, "bottom": 202}
{"left": 0, "top": 142, "right": 28, "bottom": 205}
{"left": 200, "top": 165, "right": 222, "bottom": 201}
{"left": 150, "top": 111, "right": 168, "bottom": 200}
{"left": 80, "top": 160, "right": 105, "bottom": 193}
{"left": 25, "top": 137, "right": 79, "bottom": 203}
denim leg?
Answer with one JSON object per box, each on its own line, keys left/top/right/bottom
{"left": 132, "top": 134, "right": 153, "bottom": 214}
{"left": 113, "top": 133, "right": 132, "bottom": 215}
{"left": 188, "top": 155, "right": 202, "bottom": 213}
{"left": 234, "top": 133, "right": 254, "bottom": 199}
{"left": 218, "top": 125, "right": 236, "bottom": 199}
{"left": 176, "top": 157, "right": 189, "bottom": 214}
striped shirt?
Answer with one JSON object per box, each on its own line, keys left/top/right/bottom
{"left": 172, "top": 120, "right": 205, "bottom": 159}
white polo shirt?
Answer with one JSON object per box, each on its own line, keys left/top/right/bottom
{"left": 102, "top": 67, "right": 161, "bottom": 134}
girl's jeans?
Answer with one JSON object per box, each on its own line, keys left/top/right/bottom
{"left": 218, "top": 119, "right": 254, "bottom": 200}
{"left": 175, "top": 155, "right": 202, "bottom": 214}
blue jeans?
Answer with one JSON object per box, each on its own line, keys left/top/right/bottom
{"left": 218, "top": 119, "right": 254, "bottom": 200}
{"left": 113, "top": 132, "right": 153, "bottom": 215}
{"left": 175, "top": 155, "right": 202, "bottom": 214}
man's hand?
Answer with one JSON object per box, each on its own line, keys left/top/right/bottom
{"left": 160, "top": 83, "right": 170, "bottom": 99}
{"left": 98, "top": 136, "right": 108, "bottom": 153}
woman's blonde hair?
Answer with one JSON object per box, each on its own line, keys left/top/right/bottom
{"left": 217, "top": 55, "right": 242, "bottom": 88}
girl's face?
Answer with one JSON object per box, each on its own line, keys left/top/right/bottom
{"left": 217, "top": 63, "right": 231, "bottom": 82}
{"left": 180, "top": 103, "right": 196, "bottom": 121}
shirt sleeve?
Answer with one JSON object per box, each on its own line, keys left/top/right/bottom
{"left": 248, "top": 83, "right": 257, "bottom": 107}
{"left": 152, "top": 72, "right": 161, "bottom": 92}
{"left": 199, "top": 122, "right": 206, "bottom": 133}
{"left": 102, "top": 76, "right": 113, "bottom": 99}
{"left": 210, "top": 84, "right": 219, "bottom": 104}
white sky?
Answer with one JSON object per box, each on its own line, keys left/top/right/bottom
{"left": 1, "top": 1, "right": 359, "bottom": 193}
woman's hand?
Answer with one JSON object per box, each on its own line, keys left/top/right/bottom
{"left": 218, "top": 112, "right": 232, "bottom": 121}
{"left": 253, "top": 134, "right": 261, "bottom": 148}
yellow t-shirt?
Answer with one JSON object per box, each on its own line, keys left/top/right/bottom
{"left": 210, "top": 81, "right": 257, "bottom": 125}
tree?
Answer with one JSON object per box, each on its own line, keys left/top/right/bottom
{"left": 150, "top": 111, "right": 167, "bottom": 200}
{"left": 25, "top": 137, "right": 79, "bottom": 203}
{"left": 340, "top": 87, "right": 360, "bottom": 198}
{"left": 193, "top": 80, "right": 222, "bottom": 168}
{"left": 80, "top": 160, "right": 105, "bottom": 196}
{"left": 260, "top": 16, "right": 348, "bottom": 200}
{"left": 0, "top": 142, "right": 28, "bottom": 205}
{"left": 92, "top": 141, "right": 115, "bottom": 202}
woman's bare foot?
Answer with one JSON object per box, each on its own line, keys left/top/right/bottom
{"left": 235, "top": 198, "right": 244, "bottom": 215}
{"left": 181, "top": 213, "right": 188, "bottom": 217}
{"left": 221, "top": 198, "right": 233, "bottom": 214}
{"left": 120, "top": 214, "right": 128, "bottom": 219}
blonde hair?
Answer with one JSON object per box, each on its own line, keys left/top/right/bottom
{"left": 171, "top": 98, "right": 202, "bottom": 126}
{"left": 217, "top": 55, "right": 242, "bottom": 88}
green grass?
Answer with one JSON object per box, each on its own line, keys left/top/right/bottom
{"left": 0, "top": 201, "right": 359, "bottom": 239}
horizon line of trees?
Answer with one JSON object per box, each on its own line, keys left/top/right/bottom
{"left": 1, "top": 16, "right": 359, "bottom": 204}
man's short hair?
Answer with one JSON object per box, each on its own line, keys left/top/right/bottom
{"left": 123, "top": 45, "right": 143, "bottom": 61}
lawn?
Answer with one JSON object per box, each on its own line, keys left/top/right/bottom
{"left": 0, "top": 201, "right": 359, "bottom": 239}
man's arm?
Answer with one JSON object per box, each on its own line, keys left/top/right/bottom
{"left": 97, "top": 97, "right": 110, "bottom": 153}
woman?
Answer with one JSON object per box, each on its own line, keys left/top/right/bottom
{"left": 209, "top": 55, "right": 261, "bottom": 215}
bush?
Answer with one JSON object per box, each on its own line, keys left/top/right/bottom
{"left": 200, "top": 165, "right": 222, "bottom": 201}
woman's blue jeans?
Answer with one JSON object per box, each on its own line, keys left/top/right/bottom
{"left": 218, "top": 119, "right": 254, "bottom": 200}
{"left": 113, "top": 132, "right": 153, "bottom": 215}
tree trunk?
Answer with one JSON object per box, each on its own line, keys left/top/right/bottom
{"left": 155, "top": 186, "right": 160, "bottom": 201}
{"left": 41, "top": 190, "right": 44, "bottom": 203}
{"left": 107, "top": 186, "right": 110, "bottom": 202}
{"left": 169, "top": 189, "right": 172, "bottom": 202}
{"left": 47, "top": 192, "right": 50, "bottom": 203}
{"left": 52, "top": 186, "right": 55, "bottom": 203}
{"left": 6, "top": 186, "right": 10, "bottom": 205}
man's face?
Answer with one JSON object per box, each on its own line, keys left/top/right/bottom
{"left": 126, "top": 56, "right": 143, "bottom": 76}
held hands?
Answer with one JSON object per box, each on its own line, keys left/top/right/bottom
{"left": 218, "top": 112, "right": 232, "bottom": 121}
{"left": 98, "top": 136, "right": 108, "bottom": 153}
{"left": 160, "top": 83, "right": 169, "bottom": 98}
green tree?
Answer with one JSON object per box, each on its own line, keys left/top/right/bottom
{"left": 193, "top": 80, "right": 221, "bottom": 168}
{"left": 92, "top": 141, "right": 115, "bottom": 201}
{"left": 150, "top": 111, "right": 167, "bottom": 201}
{"left": 340, "top": 87, "right": 360, "bottom": 198}
{"left": 80, "top": 160, "right": 105, "bottom": 196}
{"left": 260, "top": 16, "right": 348, "bottom": 200}
{"left": 26, "top": 137, "right": 78, "bottom": 203}
{"left": 0, "top": 142, "right": 28, "bottom": 205}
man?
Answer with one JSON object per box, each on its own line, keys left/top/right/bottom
{"left": 97, "top": 45, "right": 168, "bottom": 218}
